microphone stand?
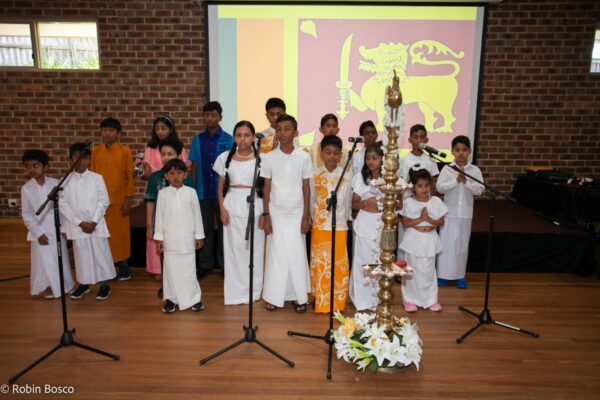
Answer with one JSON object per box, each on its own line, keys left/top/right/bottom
{"left": 288, "top": 140, "right": 359, "bottom": 380}
{"left": 9, "top": 146, "right": 120, "bottom": 384}
{"left": 200, "top": 137, "right": 294, "bottom": 367}
{"left": 421, "top": 149, "right": 539, "bottom": 344}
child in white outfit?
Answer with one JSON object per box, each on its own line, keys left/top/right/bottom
{"left": 21, "top": 149, "right": 74, "bottom": 299}
{"left": 436, "top": 135, "right": 484, "bottom": 288}
{"left": 399, "top": 166, "right": 447, "bottom": 312}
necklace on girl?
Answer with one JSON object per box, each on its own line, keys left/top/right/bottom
{"left": 235, "top": 149, "right": 254, "bottom": 159}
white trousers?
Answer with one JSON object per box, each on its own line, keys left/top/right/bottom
{"left": 437, "top": 217, "right": 472, "bottom": 280}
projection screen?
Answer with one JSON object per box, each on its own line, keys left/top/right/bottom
{"left": 207, "top": 3, "right": 486, "bottom": 160}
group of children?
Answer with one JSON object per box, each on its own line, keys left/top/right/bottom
{"left": 20, "top": 96, "right": 484, "bottom": 315}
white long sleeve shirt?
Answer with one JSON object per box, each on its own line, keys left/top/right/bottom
{"left": 436, "top": 162, "right": 485, "bottom": 219}
{"left": 153, "top": 185, "right": 204, "bottom": 254}
{"left": 21, "top": 177, "right": 59, "bottom": 241}
{"left": 59, "top": 170, "right": 110, "bottom": 240}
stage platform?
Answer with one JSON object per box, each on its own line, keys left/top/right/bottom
{"left": 1, "top": 220, "right": 600, "bottom": 400}
{"left": 468, "top": 200, "right": 596, "bottom": 275}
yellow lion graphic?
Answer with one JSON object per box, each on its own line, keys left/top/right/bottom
{"left": 340, "top": 40, "right": 464, "bottom": 133}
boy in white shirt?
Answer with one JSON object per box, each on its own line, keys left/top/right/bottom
{"left": 260, "top": 114, "right": 313, "bottom": 312}
{"left": 436, "top": 135, "right": 484, "bottom": 288}
{"left": 21, "top": 149, "right": 74, "bottom": 299}
{"left": 60, "top": 143, "right": 115, "bottom": 301}
{"left": 154, "top": 158, "right": 205, "bottom": 312}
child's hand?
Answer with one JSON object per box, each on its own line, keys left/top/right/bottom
{"left": 79, "top": 222, "right": 92, "bottom": 234}
{"left": 88, "top": 222, "right": 97, "bottom": 233}
{"left": 363, "top": 196, "right": 379, "bottom": 213}
{"left": 457, "top": 172, "right": 466, "bottom": 184}
{"left": 263, "top": 215, "right": 272, "bottom": 235}
{"left": 301, "top": 215, "right": 310, "bottom": 234}
{"left": 220, "top": 208, "right": 230, "bottom": 225}
{"left": 156, "top": 241, "right": 163, "bottom": 255}
{"left": 121, "top": 198, "right": 131, "bottom": 216}
{"left": 195, "top": 239, "right": 204, "bottom": 249}
{"left": 420, "top": 207, "right": 429, "bottom": 221}
{"left": 37, "top": 234, "right": 49, "bottom": 246}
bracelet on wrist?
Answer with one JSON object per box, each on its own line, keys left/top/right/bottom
{"left": 262, "top": 212, "right": 270, "bottom": 216}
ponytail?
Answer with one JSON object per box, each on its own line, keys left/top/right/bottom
{"left": 222, "top": 143, "right": 237, "bottom": 197}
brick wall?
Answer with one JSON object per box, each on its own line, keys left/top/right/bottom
{"left": 1, "top": 0, "right": 599, "bottom": 218}
{"left": 478, "top": 0, "right": 600, "bottom": 191}
{"left": 0, "top": 0, "right": 206, "bottom": 218}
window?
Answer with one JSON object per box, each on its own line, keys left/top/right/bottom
{"left": 0, "top": 23, "right": 34, "bottom": 67}
{"left": 0, "top": 21, "right": 99, "bottom": 70}
{"left": 592, "top": 29, "right": 600, "bottom": 73}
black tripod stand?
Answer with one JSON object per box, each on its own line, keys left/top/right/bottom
{"left": 10, "top": 145, "right": 119, "bottom": 384}
{"left": 288, "top": 140, "right": 359, "bottom": 380}
{"left": 200, "top": 137, "right": 294, "bottom": 367}
{"left": 421, "top": 150, "right": 539, "bottom": 344}
{"left": 0, "top": 274, "right": 30, "bottom": 283}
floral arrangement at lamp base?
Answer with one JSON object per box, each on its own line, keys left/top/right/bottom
{"left": 332, "top": 310, "right": 422, "bottom": 372}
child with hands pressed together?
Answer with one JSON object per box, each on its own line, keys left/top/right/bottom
{"left": 436, "top": 135, "right": 484, "bottom": 288}
{"left": 399, "top": 166, "right": 447, "bottom": 313}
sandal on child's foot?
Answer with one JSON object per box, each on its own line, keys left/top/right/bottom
{"left": 265, "top": 303, "right": 277, "bottom": 311}
{"left": 292, "top": 302, "right": 307, "bottom": 313}
{"left": 403, "top": 301, "right": 417, "bottom": 312}
{"left": 428, "top": 303, "right": 443, "bottom": 312}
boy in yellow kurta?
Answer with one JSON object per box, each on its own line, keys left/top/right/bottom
{"left": 259, "top": 97, "right": 286, "bottom": 154}
{"left": 91, "top": 117, "right": 134, "bottom": 280}
{"left": 310, "top": 135, "right": 352, "bottom": 314}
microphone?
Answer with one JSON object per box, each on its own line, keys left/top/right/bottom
{"left": 133, "top": 152, "right": 145, "bottom": 177}
{"left": 348, "top": 136, "right": 364, "bottom": 143}
{"left": 417, "top": 143, "right": 447, "bottom": 158}
{"left": 255, "top": 133, "right": 265, "bottom": 140}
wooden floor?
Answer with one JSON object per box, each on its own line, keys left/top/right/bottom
{"left": 1, "top": 220, "right": 599, "bottom": 400}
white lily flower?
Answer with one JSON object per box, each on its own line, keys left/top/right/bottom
{"left": 405, "top": 343, "right": 422, "bottom": 371}
{"left": 399, "top": 322, "right": 421, "bottom": 347}
{"left": 382, "top": 335, "right": 408, "bottom": 367}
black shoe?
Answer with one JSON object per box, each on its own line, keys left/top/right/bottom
{"left": 157, "top": 287, "right": 163, "bottom": 298}
{"left": 117, "top": 272, "right": 132, "bottom": 281}
{"left": 96, "top": 286, "right": 111, "bottom": 300}
{"left": 191, "top": 302, "right": 204, "bottom": 311}
{"left": 162, "top": 300, "right": 176, "bottom": 313}
{"left": 70, "top": 285, "right": 90, "bottom": 300}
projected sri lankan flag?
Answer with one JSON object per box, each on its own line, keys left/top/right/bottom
{"left": 211, "top": 5, "right": 480, "bottom": 155}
